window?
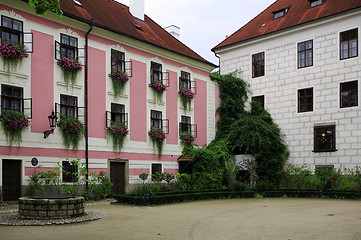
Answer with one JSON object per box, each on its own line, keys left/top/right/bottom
{"left": 180, "top": 116, "right": 191, "bottom": 134}
{"left": 298, "top": 40, "right": 313, "bottom": 68}
{"left": 62, "top": 161, "right": 78, "bottom": 183}
{"left": 309, "top": 0, "right": 323, "bottom": 8}
{"left": 179, "top": 71, "right": 191, "bottom": 89}
{"left": 150, "top": 110, "right": 162, "bottom": 129}
{"left": 314, "top": 125, "right": 336, "bottom": 152}
{"left": 273, "top": 8, "right": 288, "bottom": 19}
{"left": 60, "top": 34, "right": 78, "bottom": 59}
{"left": 1, "top": 16, "right": 23, "bottom": 44}
{"left": 111, "top": 49, "right": 125, "bottom": 73}
{"left": 340, "top": 28, "right": 358, "bottom": 60}
{"left": 1, "top": 85, "right": 23, "bottom": 112}
{"left": 151, "top": 62, "right": 162, "bottom": 82}
{"left": 251, "top": 95, "right": 265, "bottom": 108}
{"left": 111, "top": 103, "right": 126, "bottom": 123}
{"left": 252, "top": 52, "right": 264, "bottom": 78}
{"left": 340, "top": 80, "right": 358, "bottom": 108}
{"left": 60, "top": 95, "right": 77, "bottom": 117}
{"left": 298, "top": 88, "right": 313, "bottom": 112}
{"left": 151, "top": 163, "right": 162, "bottom": 175}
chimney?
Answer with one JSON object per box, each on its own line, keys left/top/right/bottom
{"left": 129, "top": 0, "right": 144, "bottom": 21}
{"left": 164, "top": 25, "right": 180, "bottom": 39}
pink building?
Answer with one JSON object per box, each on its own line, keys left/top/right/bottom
{"left": 0, "top": 0, "right": 217, "bottom": 201}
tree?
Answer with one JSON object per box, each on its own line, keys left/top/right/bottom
{"left": 29, "top": 0, "right": 63, "bottom": 17}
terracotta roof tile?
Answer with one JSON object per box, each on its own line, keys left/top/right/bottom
{"left": 59, "top": 0, "right": 213, "bottom": 65}
{"left": 213, "top": 0, "right": 361, "bottom": 51}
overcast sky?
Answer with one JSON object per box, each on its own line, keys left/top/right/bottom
{"left": 115, "top": 0, "right": 276, "bottom": 65}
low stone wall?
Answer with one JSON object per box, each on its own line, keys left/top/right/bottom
{"left": 18, "top": 196, "right": 85, "bottom": 219}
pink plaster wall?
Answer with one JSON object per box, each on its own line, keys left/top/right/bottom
{"left": 166, "top": 70, "right": 178, "bottom": 145}
{"left": 0, "top": 4, "right": 85, "bottom": 36}
{"left": 30, "top": 30, "right": 54, "bottom": 133}
{"left": 130, "top": 60, "right": 147, "bottom": 142}
{"left": 88, "top": 47, "right": 106, "bottom": 138}
{"left": 194, "top": 79, "right": 207, "bottom": 146}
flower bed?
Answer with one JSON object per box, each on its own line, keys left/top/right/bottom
{"left": 0, "top": 110, "right": 30, "bottom": 146}
{"left": 57, "top": 57, "right": 82, "bottom": 86}
{"left": 0, "top": 41, "right": 28, "bottom": 69}
{"left": 57, "top": 116, "right": 84, "bottom": 150}
{"left": 148, "top": 127, "right": 166, "bottom": 158}
{"left": 179, "top": 88, "right": 195, "bottom": 111}
{"left": 110, "top": 71, "right": 129, "bottom": 97}
{"left": 106, "top": 121, "right": 128, "bottom": 152}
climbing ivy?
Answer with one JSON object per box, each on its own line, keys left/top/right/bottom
{"left": 181, "top": 71, "right": 288, "bottom": 186}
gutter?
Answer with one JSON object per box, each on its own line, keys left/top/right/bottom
{"left": 212, "top": 5, "right": 361, "bottom": 53}
{"left": 61, "top": 12, "right": 216, "bottom": 68}
{"left": 84, "top": 19, "right": 94, "bottom": 189}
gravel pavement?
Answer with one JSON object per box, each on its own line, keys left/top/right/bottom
{"left": 0, "top": 198, "right": 361, "bottom": 240}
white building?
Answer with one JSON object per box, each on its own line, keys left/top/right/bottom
{"left": 213, "top": 0, "right": 361, "bottom": 171}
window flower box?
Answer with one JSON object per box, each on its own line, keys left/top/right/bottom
{"left": 148, "top": 127, "right": 166, "bottom": 158}
{"left": 0, "top": 110, "right": 29, "bottom": 147}
{"left": 179, "top": 87, "right": 195, "bottom": 111}
{"left": 57, "top": 115, "right": 84, "bottom": 150}
{"left": 57, "top": 57, "right": 82, "bottom": 86}
{"left": 110, "top": 71, "right": 129, "bottom": 97}
{"left": 106, "top": 121, "right": 128, "bottom": 152}
{"left": 0, "top": 41, "right": 28, "bottom": 69}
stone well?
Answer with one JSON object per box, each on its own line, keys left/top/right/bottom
{"left": 18, "top": 194, "right": 85, "bottom": 219}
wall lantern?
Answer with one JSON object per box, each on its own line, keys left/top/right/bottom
{"left": 44, "top": 111, "right": 58, "bottom": 139}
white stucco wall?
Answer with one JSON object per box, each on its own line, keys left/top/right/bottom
{"left": 216, "top": 10, "right": 361, "bottom": 171}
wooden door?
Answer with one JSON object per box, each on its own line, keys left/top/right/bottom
{"left": 2, "top": 159, "right": 21, "bottom": 201}
{"left": 110, "top": 162, "right": 125, "bottom": 194}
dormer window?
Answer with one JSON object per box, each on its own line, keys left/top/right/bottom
{"left": 309, "top": 0, "right": 323, "bottom": 8}
{"left": 273, "top": 8, "right": 289, "bottom": 19}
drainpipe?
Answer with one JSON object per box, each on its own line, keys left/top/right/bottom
{"left": 85, "top": 19, "right": 94, "bottom": 190}
{"left": 213, "top": 52, "right": 220, "bottom": 73}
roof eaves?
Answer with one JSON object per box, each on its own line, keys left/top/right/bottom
{"left": 212, "top": 5, "right": 361, "bottom": 53}
{"left": 62, "top": 13, "right": 215, "bottom": 67}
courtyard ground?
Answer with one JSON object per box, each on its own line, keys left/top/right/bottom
{"left": 1, "top": 198, "right": 361, "bottom": 240}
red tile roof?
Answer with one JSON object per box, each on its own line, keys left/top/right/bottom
{"left": 212, "top": 0, "right": 361, "bottom": 51}
{"left": 59, "top": 0, "right": 213, "bottom": 66}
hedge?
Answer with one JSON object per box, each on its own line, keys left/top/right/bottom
{"left": 114, "top": 189, "right": 361, "bottom": 206}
